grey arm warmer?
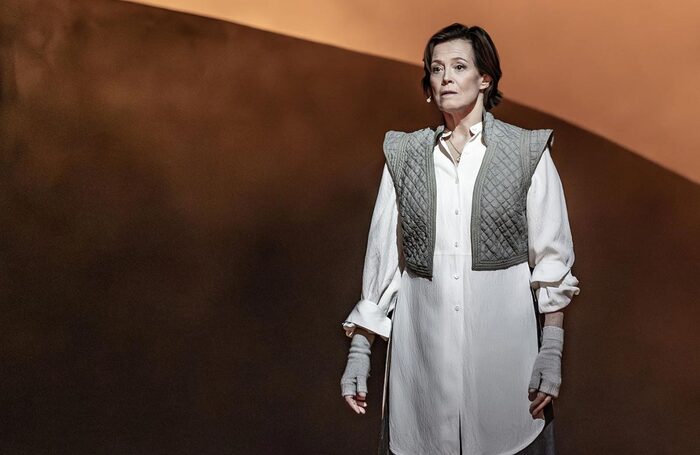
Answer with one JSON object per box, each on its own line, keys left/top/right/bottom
{"left": 529, "top": 325, "right": 564, "bottom": 398}
{"left": 340, "top": 332, "right": 374, "bottom": 397}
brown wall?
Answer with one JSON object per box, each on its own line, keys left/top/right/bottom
{"left": 125, "top": 0, "right": 700, "bottom": 185}
{"left": 0, "top": 0, "right": 698, "bottom": 453}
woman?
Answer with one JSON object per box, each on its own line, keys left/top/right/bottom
{"left": 340, "top": 24, "right": 580, "bottom": 455}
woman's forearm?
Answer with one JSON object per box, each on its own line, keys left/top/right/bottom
{"left": 543, "top": 310, "right": 564, "bottom": 328}
{"left": 353, "top": 327, "right": 376, "bottom": 345}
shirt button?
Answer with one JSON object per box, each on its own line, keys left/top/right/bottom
{"left": 455, "top": 209, "right": 459, "bottom": 215}
{"left": 453, "top": 274, "right": 460, "bottom": 280}
{"left": 454, "top": 241, "right": 459, "bottom": 247}
{"left": 455, "top": 305, "right": 461, "bottom": 312}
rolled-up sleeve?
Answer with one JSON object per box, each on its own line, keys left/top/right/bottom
{"left": 341, "top": 164, "right": 402, "bottom": 341}
{"left": 527, "top": 146, "right": 580, "bottom": 313}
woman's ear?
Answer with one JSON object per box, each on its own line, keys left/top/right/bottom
{"left": 481, "top": 75, "right": 492, "bottom": 90}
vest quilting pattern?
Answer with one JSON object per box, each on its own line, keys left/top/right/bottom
{"left": 383, "top": 111, "right": 553, "bottom": 278}
{"left": 383, "top": 127, "right": 438, "bottom": 278}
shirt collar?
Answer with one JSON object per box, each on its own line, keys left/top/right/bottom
{"left": 441, "top": 121, "right": 483, "bottom": 142}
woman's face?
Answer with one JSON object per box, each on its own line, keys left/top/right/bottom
{"left": 429, "top": 39, "right": 491, "bottom": 114}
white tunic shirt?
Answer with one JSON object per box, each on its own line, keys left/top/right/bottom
{"left": 342, "top": 121, "right": 580, "bottom": 455}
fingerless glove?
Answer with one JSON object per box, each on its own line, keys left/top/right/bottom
{"left": 529, "top": 325, "right": 564, "bottom": 397}
{"left": 340, "top": 332, "right": 374, "bottom": 397}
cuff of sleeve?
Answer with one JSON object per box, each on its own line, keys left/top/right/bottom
{"left": 530, "top": 260, "right": 571, "bottom": 285}
{"left": 341, "top": 299, "right": 392, "bottom": 341}
{"left": 537, "top": 271, "right": 580, "bottom": 313}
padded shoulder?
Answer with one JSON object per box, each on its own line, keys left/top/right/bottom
{"left": 491, "top": 118, "right": 525, "bottom": 141}
{"left": 529, "top": 128, "right": 554, "bottom": 152}
{"left": 527, "top": 128, "right": 554, "bottom": 175}
{"left": 382, "top": 127, "right": 437, "bottom": 180}
{"left": 383, "top": 130, "right": 407, "bottom": 154}
{"left": 382, "top": 130, "right": 408, "bottom": 175}
{"left": 486, "top": 111, "right": 554, "bottom": 178}
{"left": 481, "top": 110, "right": 523, "bottom": 145}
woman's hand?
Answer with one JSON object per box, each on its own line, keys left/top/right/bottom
{"left": 344, "top": 392, "right": 368, "bottom": 415}
{"left": 528, "top": 389, "right": 553, "bottom": 419}
{"left": 341, "top": 328, "right": 375, "bottom": 415}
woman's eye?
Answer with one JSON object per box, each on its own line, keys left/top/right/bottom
{"left": 431, "top": 66, "right": 443, "bottom": 73}
{"left": 456, "top": 64, "right": 466, "bottom": 70}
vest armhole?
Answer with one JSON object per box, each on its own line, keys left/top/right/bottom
{"left": 382, "top": 131, "right": 407, "bottom": 187}
{"left": 519, "top": 130, "right": 533, "bottom": 193}
{"left": 528, "top": 129, "right": 554, "bottom": 177}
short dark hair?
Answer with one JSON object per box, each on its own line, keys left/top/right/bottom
{"left": 421, "top": 24, "right": 503, "bottom": 111}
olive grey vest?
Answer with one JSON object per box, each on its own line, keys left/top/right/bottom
{"left": 383, "top": 111, "right": 553, "bottom": 278}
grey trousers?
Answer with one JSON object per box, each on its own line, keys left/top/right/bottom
{"left": 388, "top": 419, "right": 556, "bottom": 455}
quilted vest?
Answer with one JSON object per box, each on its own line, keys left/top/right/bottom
{"left": 382, "top": 111, "right": 553, "bottom": 278}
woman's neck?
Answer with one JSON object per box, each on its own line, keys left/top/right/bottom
{"left": 443, "top": 105, "right": 484, "bottom": 138}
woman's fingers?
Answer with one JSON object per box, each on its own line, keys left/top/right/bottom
{"left": 528, "top": 395, "right": 541, "bottom": 414}
{"left": 527, "top": 388, "right": 538, "bottom": 402}
{"left": 344, "top": 395, "right": 362, "bottom": 414}
{"left": 356, "top": 392, "right": 368, "bottom": 409}
{"left": 344, "top": 394, "right": 368, "bottom": 414}
{"left": 532, "top": 395, "right": 551, "bottom": 416}
{"left": 528, "top": 391, "right": 553, "bottom": 418}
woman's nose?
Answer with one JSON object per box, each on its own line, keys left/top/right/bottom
{"left": 442, "top": 69, "right": 453, "bottom": 84}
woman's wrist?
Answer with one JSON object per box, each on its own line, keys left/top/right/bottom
{"left": 353, "top": 327, "right": 376, "bottom": 344}
{"left": 543, "top": 310, "right": 564, "bottom": 328}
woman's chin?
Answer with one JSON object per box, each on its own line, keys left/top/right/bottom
{"left": 439, "top": 104, "right": 467, "bottom": 113}
{"left": 437, "top": 101, "right": 478, "bottom": 114}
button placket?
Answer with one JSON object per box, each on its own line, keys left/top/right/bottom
{"left": 454, "top": 153, "right": 466, "bottom": 318}
{"left": 454, "top": 155, "right": 464, "bottom": 252}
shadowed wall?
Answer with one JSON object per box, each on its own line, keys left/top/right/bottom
{"left": 0, "top": 0, "right": 698, "bottom": 453}
{"left": 126, "top": 0, "right": 700, "bottom": 185}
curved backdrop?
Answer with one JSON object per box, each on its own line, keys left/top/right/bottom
{"left": 128, "top": 0, "right": 700, "bottom": 184}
